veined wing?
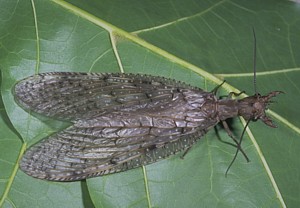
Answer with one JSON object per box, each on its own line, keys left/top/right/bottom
{"left": 16, "top": 72, "right": 220, "bottom": 181}
{"left": 20, "top": 110, "right": 216, "bottom": 181}
{"left": 14, "top": 72, "right": 200, "bottom": 121}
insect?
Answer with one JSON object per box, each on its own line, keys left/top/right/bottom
{"left": 14, "top": 72, "right": 282, "bottom": 181}
{"left": 14, "top": 32, "right": 282, "bottom": 182}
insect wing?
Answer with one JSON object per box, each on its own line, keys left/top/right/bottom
{"left": 14, "top": 72, "right": 196, "bottom": 121}
{"left": 16, "top": 72, "right": 219, "bottom": 181}
{"left": 20, "top": 112, "right": 208, "bottom": 181}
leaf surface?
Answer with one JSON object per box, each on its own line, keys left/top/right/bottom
{"left": 1, "top": 0, "right": 299, "bottom": 207}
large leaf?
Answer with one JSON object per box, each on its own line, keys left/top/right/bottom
{"left": 1, "top": 0, "right": 299, "bottom": 207}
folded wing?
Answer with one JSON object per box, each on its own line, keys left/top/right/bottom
{"left": 16, "top": 72, "right": 218, "bottom": 181}
{"left": 20, "top": 113, "right": 209, "bottom": 181}
{"left": 14, "top": 72, "right": 198, "bottom": 120}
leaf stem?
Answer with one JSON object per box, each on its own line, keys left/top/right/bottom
{"left": 31, "top": 0, "right": 40, "bottom": 74}
{"left": 142, "top": 166, "right": 152, "bottom": 208}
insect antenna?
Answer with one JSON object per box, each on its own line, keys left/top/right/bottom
{"left": 252, "top": 27, "right": 258, "bottom": 96}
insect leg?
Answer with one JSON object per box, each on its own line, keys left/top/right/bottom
{"left": 224, "top": 120, "right": 251, "bottom": 176}
{"left": 227, "top": 91, "right": 245, "bottom": 98}
{"left": 211, "top": 80, "right": 226, "bottom": 95}
{"left": 221, "top": 120, "right": 250, "bottom": 163}
{"left": 214, "top": 126, "right": 237, "bottom": 148}
{"left": 180, "top": 147, "right": 192, "bottom": 159}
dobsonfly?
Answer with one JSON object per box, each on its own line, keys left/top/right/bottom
{"left": 14, "top": 30, "right": 282, "bottom": 181}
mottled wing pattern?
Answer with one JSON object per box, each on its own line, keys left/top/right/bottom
{"left": 15, "top": 72, "right": 219, "bottom": 181}
{"left": 14, "top": 72, "right": 198, "bottom": 120}
{"left": 20, "top": 116, "right": 210, "bottom": 181}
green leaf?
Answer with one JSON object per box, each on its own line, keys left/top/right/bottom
{"left": 1, "top": 0, "right": 299, "bottom": 207}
